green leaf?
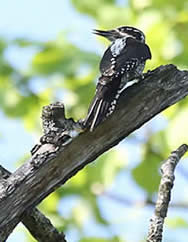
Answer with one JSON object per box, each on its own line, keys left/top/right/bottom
{"left": 32, "top": 38, "right": 99, "bottom": 76}
{"left": 166, "top": 108, "right": 188, "bottom": 152}
{"left": 80, "top": 236, "right": 121, "bottom": 242}
{"left": 166, "top": 217, "right": 188, "bottom": 228}
{"left": 71, "top": 0, "right": 116, "bottom": 17}
{"left": 132, "top": 146, "right": 161, "bottom": 194}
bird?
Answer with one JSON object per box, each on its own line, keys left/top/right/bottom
{"left": 84, "top": 26, "right": 152, "bottom": 132}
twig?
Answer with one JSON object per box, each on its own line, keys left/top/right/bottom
{"left": 0, "top": 165, "right": 67, "bottom": 242}
{"left": 146, "top": 144, "right": 188, "bottom": 242}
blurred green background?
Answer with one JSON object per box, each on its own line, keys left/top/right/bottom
{"left": 1, "top": 0, "right": 188, "bottom": 241}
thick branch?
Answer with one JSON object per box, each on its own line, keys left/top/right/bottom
{"left": 0, "top": 64, "right": 188, "bottom": 240}
{"left": 147, "top": 144, "right": 188, "bottom": 242}
{"left": 0, "top": 165, "right": 67, "bottom": 242}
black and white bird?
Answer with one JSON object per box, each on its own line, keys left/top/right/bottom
{"left": 84, "top": 26, "right": 152, "bottom": 131}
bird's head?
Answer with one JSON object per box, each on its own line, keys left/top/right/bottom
{"left": 93, "top": 26, "right": 145, "bottom": 43}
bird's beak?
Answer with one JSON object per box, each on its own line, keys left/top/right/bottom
{"left": 92, "top": 29, "right": 120, "bottom": 41}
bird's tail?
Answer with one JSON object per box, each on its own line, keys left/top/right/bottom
{"left": 84, "top": 96, "right": 112, "bottom": 132}
{"left": 84, "top": 75, "right": 121, "bottom": 131}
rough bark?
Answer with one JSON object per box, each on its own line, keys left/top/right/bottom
{"left": 0, "top": 64, "right": 188, "bottom": 241}
{"left": 22, "top": 209, "right": 67, "bottom": 242}
{"left": 0, "top": 165, "right": 67, "bottom": 242}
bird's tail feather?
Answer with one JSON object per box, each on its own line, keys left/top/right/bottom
{"left": 84, "top": 97, "right": 111, "bottom": 132}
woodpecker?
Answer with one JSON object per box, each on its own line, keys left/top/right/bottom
{"left": 84, "top": 26, "right": 152, "bottom": 131}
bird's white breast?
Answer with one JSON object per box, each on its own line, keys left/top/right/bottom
{"left": 110, "top": 38, "right": 126, "bottom": 57}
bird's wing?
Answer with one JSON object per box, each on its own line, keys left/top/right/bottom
{"left": 99, "top": 38, "right": 151, "bottom": 76}
{"left": 115, "top": 38, "right": 151, "bottom": 72}
{"left": 99, "top": 46, "right": 116, "bottom": 76}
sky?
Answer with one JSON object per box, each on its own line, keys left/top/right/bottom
{"left": 1, "top": 1, "right": 188, "bottom": 241}
{"left": 0, "top": 0, "right": 92, "bottom": 40}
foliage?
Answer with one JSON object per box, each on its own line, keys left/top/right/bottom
{"left": 1, "top": 0, "right": 188, "bottom": 241}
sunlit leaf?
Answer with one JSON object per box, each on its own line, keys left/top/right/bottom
{"left": 166, "top": 108, "right": 188, "bottom": 152}
{"left": 80, "top": 236, "right": 121, "bottom": 242}
{"left": 166, "top": 217, "right": 188, "bottom": 228}
{"left": 71, "top": 0, "right": 115, "bottom": 17}
{"left": 132, "top": 146, "right": 161, "bottom": 194}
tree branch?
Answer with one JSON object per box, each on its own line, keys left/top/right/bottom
{"left": 0, "top": 165, "right": 67, "bottom": 242}
{"left": 146, "top": 144, "right": 188, "bottom": 242}
{"left": 22, "top": 209, "right": 67, "bottom": 242}
{"left": 0, "top": 64, "right": 188, "bottom": 240}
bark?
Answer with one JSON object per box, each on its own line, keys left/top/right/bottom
{"left": 0, "top": 165, "right": 67, "bottom": 242}
{"left": 22, "top": 209, "right": 67, "bottom": 242}
{"left": 0, "top": 64, "right": 188, "bottom": 240}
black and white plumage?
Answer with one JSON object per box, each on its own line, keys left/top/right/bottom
{"left": 84, "top": 26, "right": 152, "bottom": 131}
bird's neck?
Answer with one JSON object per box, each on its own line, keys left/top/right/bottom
{"left": 110, "top": 37, "right": 127, "bottom": 57}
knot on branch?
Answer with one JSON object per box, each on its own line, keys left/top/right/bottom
{"left": 31, "top": 102, "right": 84, "bottom": 156}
